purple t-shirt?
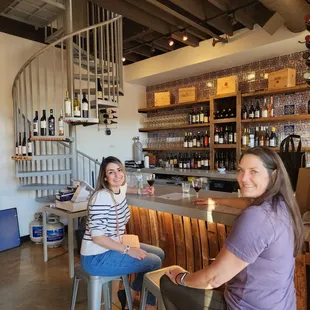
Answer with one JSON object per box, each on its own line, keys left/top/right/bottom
{"left": 224, "top": 198, "right": 296, "bottom": 310}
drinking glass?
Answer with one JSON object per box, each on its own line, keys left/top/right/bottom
{"left": 192, "top": 178, "right": 202, "bottom": 198}
{"left": 146, "top": 174, "right": 155, "bottom": 187}
{"left": 181, "top": 182, "right": 191, "bottom": 193}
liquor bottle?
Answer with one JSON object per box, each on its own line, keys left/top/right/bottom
{"left": 214, "top": 128, "right": 219, "bottom": 144}
{"left": 103, "top": 119, "right": 117, "bottom": 125}
{"left": 224, "top": 153, "right": 229, "bottom": 169}
{"left": 199, "top": 107, "right": 204, "bottom": 123}
{"left": 228, "top": 126, "right": 234, "bottom": 144}
{"left": 58, "top": 109, "right": 64, "bottom": 136}
{"left": 218, "top": 127, "right": 224, "bottom": 144}
{"left": 269, "top": 127, "right": 278, "bottom": 147}
{"left": 169, "top": 154, "right": 174, "bottom": 168}
{"left": 192, "top": 132, "right": 197, "bottom": 147}
{"left": 196, "top": 132, "right": 201, "bottom": 147}
{"left": 268, "top": 96, "right": 275, "bottom": 117}
{"left": 219, "top": 152, "right": 224, "bottom": 168}
{"left": 184, "top": 132, "right": 188, "bottom": 148}
{"left": 249, "top": 103, "right": 255, "bottom": 119}
{"left": 40, "top": 110, "right": 47, "bottom": 136}
{"left": 22, "top": 132, "right": 27, "bottom": 156}
{"left": 18, "top": 132, "right": 22, "bottom": 155}
{"left": 204, "top": 130, "right": 209, "bottom": 147}
{"left": 73, "top": 93, "right": 81, "bottom": 118}
{"left": 64, "top": 90, "right": 72, "bottom": 117}
{"left": 188, "top": 132, "right": 193, "bottom": 148}
{"left": 262, "top": 98, "right": 268, "bottom": 118}
{"left": 254, "top": 101, "right": 261, "bottom": 119}
{"left": 242, "top": 104, "right": 248, "bottom": 120}
{"left": 97, "top": 78, "right": 103, "bottom": 100}
{"left": 33, "top": 111, "right": 39, "bottom": 136}
{"left": 27, "top": 131, "right": 32, "bottom": 156}
{"left": 82, "top": 92, "right": 89, "bottom": 118}
{"left": 48, "top": 109, "right": 55, "bottom": 136}
{"left": 204, "top": 108, "right": 209, "bottom": 123}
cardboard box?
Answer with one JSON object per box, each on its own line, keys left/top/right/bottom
{"left": 178, "top": 87, "right": 196, "bottom": 103}
{"left": 154, "top": 92, "right": 170, "bottom": 106}
{"left": 56, "top": 200, "right": 88, "bottom": 212}
{"left": 295, "top": 168, "right": 310, "bottom": 216}
{"left": 268, "top": 68, "right": 296, "bottom": 89}
{"left": 217, "top": 75, "right": 238, "bottom": 95}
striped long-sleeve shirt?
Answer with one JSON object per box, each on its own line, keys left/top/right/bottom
{"left": 80, "top": 184, "right": 130, "bottom": 256}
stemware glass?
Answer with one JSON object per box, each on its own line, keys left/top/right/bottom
{"left": 146, "top": 174, "right": 156, "bottom": 187}
{"left": 192, "top": 178, "right": 202, "bottom": 198}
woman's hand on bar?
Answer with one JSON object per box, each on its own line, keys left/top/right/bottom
{"left": 140, "top": 186, "right": 155, "bottom": 196}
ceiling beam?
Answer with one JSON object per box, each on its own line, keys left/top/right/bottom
{"left": 146, "top": 0, "right": 225, "bottom": 40}
{"left": 208, "top": 0, "right": 255, "bottom": 30}
{"left": 124, "top": 28, "right": 154, "bottom": 44}
{"left": 124, "top": 53, "right": 143, "bottom": 63}
{"left": 169, "top": 0, "right": 205, "bottom": 20}
{"left": 123, "top": 43, "right": 152, "bottom": 57}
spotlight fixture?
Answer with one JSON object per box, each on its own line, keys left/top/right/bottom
{"left": 168, "top": 38, "right": 174, "bottom": 47}
{"left": 151, "top": 44, "right": 156, "bottom": 54}
{"left": 122, "top": 56, "right": 126, "bottom": 62}
{"left": 182, "top": 32, "right": 188, "bottom": 42}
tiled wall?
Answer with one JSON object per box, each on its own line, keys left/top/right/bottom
{"left": 145, "top": 51, "right": 310, "bottom": 154}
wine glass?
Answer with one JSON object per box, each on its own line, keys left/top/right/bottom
{"left": 192, "top": 178, "right": 202, "bottom": 198}
{"left": 146, "top": 174, "right": 155, "bottom": 187}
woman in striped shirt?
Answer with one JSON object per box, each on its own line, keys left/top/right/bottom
{"left": 81, "top": 156, "right": 164, "bottom": 310}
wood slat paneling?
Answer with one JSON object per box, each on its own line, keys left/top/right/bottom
{"left": 183, "top": 216, "right": 195, "bottom": 273}
{"left": 207, "top": 222, "right": 219, "bottom": 260}
{"left": 191, "top": 218, "right": 202, "bottom": 271}
{"left": 198, "top": 220, "right": 209, "bottom": 268}
{"left": 148, "top": 209, "right": 160, "bottom": 247}
{"left": 295, "top": 254, "right": 307, "bottom": 310}
{"left": 173, "top": 214, "right": 186, "bottom": 269}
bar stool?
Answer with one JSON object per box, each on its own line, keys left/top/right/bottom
{"left": 70, "top": 264, "right": 133, "bottom": 310}
{"left": 140, "top": 265, "right": 187, "bottom": 310}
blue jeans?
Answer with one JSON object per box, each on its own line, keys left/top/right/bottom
{"left": 81, "top": 243, "right": 165, "bottom": 306}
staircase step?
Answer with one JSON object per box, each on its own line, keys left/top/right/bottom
{"left": 31, "top": 136, "right": 73, "bottom": 142}
{"left": 74, "top": 88, "right": 124, "bottom": 96}
{"left": 45, "top": 27, "right": 64, "bottom": 44}
{"left": 18, "top": 184, "right": 70, "bottom": 191}
{"left": 73, "top": 59, "right": 107, "bottom": 74}
{"left": 73, "top": 74, "right": 119, "bottom": 84}
{"left": 17, "top": 169, "right": 72, "bottom": 178}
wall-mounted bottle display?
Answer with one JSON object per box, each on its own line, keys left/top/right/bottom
{"left": 163, "top": 152, "right": 210, "bottom": 170}
{"left": 242, "top": 96, "right": 275, "bottom": 120}
{"left": 214, "top": 151, "right": 236, "bottom": 171}
{"left": 48, "top": 109, "right": 55, "bottom": 136}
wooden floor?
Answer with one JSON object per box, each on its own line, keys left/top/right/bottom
{"left": 0, "top": 241, "right": 121, "bottom": 310}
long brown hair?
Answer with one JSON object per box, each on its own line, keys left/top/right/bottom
{"left": 239, "top": 147, "right": 303, "bottom": 256}
{"left": 89, "top": 156, "right": 126, "bottom": 204}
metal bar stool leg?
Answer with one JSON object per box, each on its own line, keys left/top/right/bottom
{"left": 70, "top": 277, "right": 80, "bottom": 310}
{"left": 122, "top": 275, "right": 133, "bottom": 310}
{"left": 140, "top": 282, "right": 148, "bottom": 310}
{"left": 103, "top": 281, "right": 112, "bottom": 310}
{"left": 88, "top": 277, "right": 102, "bottom": 310}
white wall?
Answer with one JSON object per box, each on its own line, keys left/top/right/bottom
{"left": 0, "top": 32, "right": 145, "bottom": 236}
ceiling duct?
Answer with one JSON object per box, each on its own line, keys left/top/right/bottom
{"left": 259, "top": 0, "right": 310, "bottom": 33}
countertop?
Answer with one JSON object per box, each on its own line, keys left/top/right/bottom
{"left": 127, "top": 185, "right": 241, "bottom": 226}
{"left": 127, "top": 167, "right": 238, "bottom": 181}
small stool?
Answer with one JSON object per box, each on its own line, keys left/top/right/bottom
{"left": 71, "top": 265, "right": 133, "bottom": 310}
{"left": 140, "top": 265, "right": 187, "bottom": 310}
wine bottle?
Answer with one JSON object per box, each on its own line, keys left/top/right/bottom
{"left": 254, "top": 101, "right": 261, "bottom": 119}
{"left": 218, "top": 127, "right": 224, "bottom": 144}
{"left": 188, "top": 132, "right": 193, "bottom": 148}
{"left": 183, "top": 132, "right": 188, "bottom": 148}
{"left": 103, "top": 113, "right": 118, "bottom": 119}
{"left": 64, "top": 90, "right": 72, "bottom": 117}
{"left": 58, "top": 110, "right": 64, "bottom": 136}
{"left": 22, "top": 132, "right": 27, "bottom": 156}
{"left": 268, "top": 96, "right": 274, "bottom": 117}
{"left": 214, "top": 128, "right": 219, "bottom": 144}
{"left": 204, "top": 108, "right": 209, "bottom": 123}
{"left": 82, "top": 92, "right": 89, "bottom": 118}
{"left": 100, "top": 108, "right": 117, "bottom": 114}
{"left": 103, "top": 119, "right": 117, "bottom": 125}
{"left": 73, "top": 93, "right": 81, "bottom": 118}
{"left": 97, "top": 78, "right": 103, "bottom": 100}
{"left": 196, "top": 132, "right": 201, "bottom": 147}
{"left": 249, "top": 104, "right": 255, "bottom": 119}
{"left": 192, "top": 132, "right": 197, "bottom": 147}
{"left": 48, "top": 109, "right": 55, "bottom": 136}
{"left": 242, "top": 104, "right": 248, "bottom": 120}
{"left": 27, "top": 131, "right": 32, "bottom": 156}
{"left": 33, "top": 111, "right": 39, "bottom": 136}
{"left": 204, "top": 130, "right": 209, "bottom": 147}
{"left": 199, "top": 107, "right": 204, "bottom": 123}
{"left": 15, "top": 141, "right": 18, "bottom": 156}
{"left": 269, "top": 127, "right": 278, "bottom": 147}
{"left": 40, "top": 110, "right": 47, "bottom": 136}
{"left": 262, "top": 98, "right": 268, "bottom": 118}
{"left": 18, "top": 132, "right": 22, "bottom": 155}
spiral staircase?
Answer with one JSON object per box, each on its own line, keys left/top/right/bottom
{"left": 11, "top": 3, "right": 123, "bottom": 202}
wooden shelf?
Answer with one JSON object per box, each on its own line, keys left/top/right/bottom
{"left": 212, "top": 92, "right": 238, "bottom": 100}
{"left": 213, "top": 117, "right": 237, "bottom": 124}
{"left": 213, "top": 144, "right": 237, "bottom": 149}
{"left": 138, "top": 98, "right": 210, "bottom": 113}
{"left": 242, "top": 84, "right": 309, "bottom": 98}
{"left": 31, "top": 136, "right": 73, "bottom": 142}
{"left": 241, "top": 146, "right": 310, "bottom": 152}
{"left": 11, "top": 155, "right": 32, "bottom": 161}
{"left": 64, "top": 117, "right": 99, "bottom": 126}
{"left": 143, "top": 147, "right": 210, "bottom": 151}
{"left": 139, "top": 123, "right": 210, "bottom": 132}
{"left": 241, "top": 114, "right": 310, "bottom": 123}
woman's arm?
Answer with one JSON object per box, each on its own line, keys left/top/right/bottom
{"left": 127, "top": 185, "right": 154, "bottom": 195}
{"left": 194, "top": 197, "right": 252, "bottom": 210}
{"left": 167, "top": 246, "right": 248, "bottom": 289}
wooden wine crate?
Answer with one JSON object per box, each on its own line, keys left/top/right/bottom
{"left": 268, "top": 68, "right": 296, "bottom": 89}
{"left": 217, "top": 75, "right": 238, "bottom": 95}
{"left": 154, "top": 91, "right": 170, "bottom": 107}
{"left": 178, "top": 87, "right": 196, "bottom": 103}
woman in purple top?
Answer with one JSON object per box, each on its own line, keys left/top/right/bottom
{"left": 160, "top": 147, "right": 304, "bottom": 310}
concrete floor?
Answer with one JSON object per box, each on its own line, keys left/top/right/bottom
{"left": 0, "top": 241, "right": 122, "bottom": 310}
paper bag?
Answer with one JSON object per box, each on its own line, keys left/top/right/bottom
{"left": 295, "top": 168, "right": 310, "bottom": 216}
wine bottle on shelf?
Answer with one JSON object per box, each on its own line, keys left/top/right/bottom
{"left": 40, "top": 110, "right": 47, "bottom": 136}
{"left": 58, "top": 110, "right": 64, "bottom": 136}
{"left": 192, "top": 132, "right": 197, "bottom": 147}
{"left": 18, "top": 132, "right": 22, "bottom": 155}
{"left": 228, "top": 126, "right": 234, "bottom": 144}
{"left": 218, "top": 127, "right": 224, "bottom": 144}
{"left": 214, "top": 128, "right": 219, "bottom": 144}
{"left": 48, "top": 109, "right": 55, "bottom": 136}
{"left": 308, "top": 99, "right": 310, "bottom": 114}
{"left": 27, "top": 131, "right": 32, "bottom": 156}
{"left": 188, "top": 110, "right": 193, "bottom": 125}
{"left": 103, "top": 114, "right": 118, "bottom": 119}
{"left": 97, "top": 78, "right": 103, "bottom": 100}
{"left": 183, "top": 132, "right": 188, "bottom": 148}
{"left": 242, "top": 128, "right": 248, "bottom": 147}
{"left": 204, "top": 108, "right": 209, "bottom": 123}
{"left": 265, "top": 127, "right": 270, "bottom": 147}
{"left": 15, "top": 141, "right": 18, "bottom": 156}
{"left": 82, "top": 92, "right": 89, "bottom": 118}
{"left": 223, "top": 126, "right": 229, "bottom": 144}
{"left": 196, "top": 132, "right": 201, "bottom": 147}
{"left": 262, "top": 98, "right": 268, "bottom": 118}
{"left": 73, "top": 93, "right": 81, "bottom": 118}
{"left": 269, "top": 127, "right": 278, "bottom": 147}
{"left": 100, "top": 108, "right": 117, "bottom": 115}
{"left": 249, "top": 103, "right": 255, "bottom": 119}
{"left": 242, "top": 104, "right": 248, "bottom": 120}
{"left": 22, "top": 132, "right": 27, "bottom": 156}
{"left": 199, "top": 107, "right": 204, "bottom": 124}
{"left": 268, "top": 96, "right": 275, "bottom": 117}
{"left": 64, "top": 90, "right": 72, "bottom": 117}
{"left": 259, "top": 126, "right": 265, "bottom": 146}
{"left": 254, "top": 101, "right": 261, "bottom": 119}
{"left": 33, "top": 111, "right": 39, "bottom": 136}
{"left": 188, "top": 132, "right": 193, "bottom": 148}
{"left": 103, "top": 119, "right": 117, "bottom": 125}
{"left": 254, "top": 127, "right": 259, "bottom": 147}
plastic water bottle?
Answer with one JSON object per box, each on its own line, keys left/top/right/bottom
{"left": 136, "top": 169, "right": 143, "bottom": 195}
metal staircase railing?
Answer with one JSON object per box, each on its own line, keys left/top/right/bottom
{"left": 12, "top": 14, "right": 123, "bottom": 202}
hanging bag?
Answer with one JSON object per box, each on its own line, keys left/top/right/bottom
{"left": 279, "top": 134, "right": 305, "bottom": 191}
